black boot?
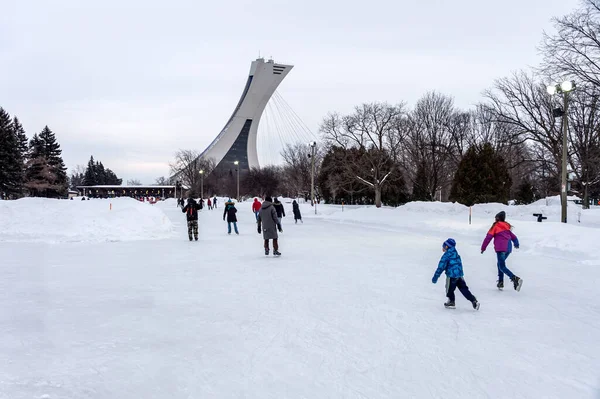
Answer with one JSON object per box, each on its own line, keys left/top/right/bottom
{"left": 497, "top": 280, "right": 504, "bottom": 290}
{"left": 444, "top": 300, "right": 455, "bottom": 309}
{"left": 472, "top": 299, "right": 480, "bottom": 310}
{"left": 511, "top": 276, "right": 523, "bottom": 292}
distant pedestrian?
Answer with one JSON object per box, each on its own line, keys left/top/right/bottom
{"left": 257, "top": 196, "right": 282, "bottom": 256}
{"left": 273, "top": 197, "right": 285, "bottom": 225}
{"left": 252, "top": 198, "right": 262, "bottom": 221}
{"left": 213, "top": 197, "right": 218, "bottom": 209}
{"left": 432, "top": 238, "right": 480, "bottom": 310}
{"left": 481, "top": 211, "right": 523, "bottom": 291}
{"left": 292, "top": 200, "right": 302, "bottom": 224}
{"left": 207, "top": 198, "right": 212, "bottom": 210}
{"left": 223, "top": 199, "right": 239, "bottom": 235}
{"left": 182, "top": 198, "right": 201, "bottom": 241}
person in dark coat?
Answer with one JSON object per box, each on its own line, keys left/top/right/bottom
{"left": 257, "top": 196, "right": 282, "bottom": 256}
{"left": 223, "top": 199, "right": 239, "bottom": 235}
{"left": 213, "top": 197, "right": 218, "bottom": 208}
{"left": 273, "top": 197, "right": 285, "bottom": 225}
{"left": 182, "top": 198, "right": 201, "bottom": 241}
{"left": 292, "top": 200, "right": 303, "bottom": 224}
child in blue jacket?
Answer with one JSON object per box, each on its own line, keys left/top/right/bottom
{"left": 432, "top": 238, "right": 480, "bottom": 310}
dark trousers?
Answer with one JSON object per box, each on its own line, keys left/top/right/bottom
{"left": 446, "top": 277, "right": 476, "bottom": 302}
{"left": 264, "top": 239, "right": 278, "bottom": 251}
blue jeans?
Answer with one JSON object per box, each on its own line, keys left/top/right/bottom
{"left": 496, "top": 252, "right": 514, "bottom": 281}
{"left": 255, "top": 211, "right": 259, "bottom": 221}
{"left": 228, "top": 222, "right": 239, "bottom": 234}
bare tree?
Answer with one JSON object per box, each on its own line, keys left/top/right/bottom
{"left": 483, "top": 71, "right": 564, "bottom": 180}
{"left": 69, "top": 164, "right": 86, "bottom": 190}
{"left": 320, "top": 102, "right": 405, "bottom": 207}
{"left": 280, "top": 142, "right": 323, "bottom": 199}
{"left": 568, "top": 86, "right": 600, "bottom": 207}
{"left": 397, "top": 92, "right": 456, "bottom": 201}
{"left": 541, "top": 0, "right": 600, "bottom": 90}
{"left": 155, "top": 176, "right": 170, "bottom": 185}
{"left": 127, "top": 179, "right": 142, "bottom": 186}
{"left": 169, "top": 150, "right": 202, "bottom": 195}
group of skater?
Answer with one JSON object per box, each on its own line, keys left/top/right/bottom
{"left": 180, "top": 196, "right": 304, "bottom": 256}
{"left": 432, "top": 211, "right": 523, "bottom": 310}
{"left": 182, "top": 197, "right": 523, "bottom": 308}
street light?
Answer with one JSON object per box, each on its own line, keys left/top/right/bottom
{"left": 309, "top": 141, "right": 317, "bottom": 214}
{"left": 199, "top": 170, "right": 204, "bottom": 199}
{"left": 234, "top": 161, "right": 239, "bottom": 201}
{"left": 546, "top": 80, "right": 576, "bottom": 223}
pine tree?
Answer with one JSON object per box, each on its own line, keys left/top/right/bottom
{"left": 449, "top": 143, "right": 512, "bottom": 206}
{"left": 24, "top": 127, "right": 68, "bottom": 197}
{"left": 105, "top": 168, "right": 122, "bottom": 185}
{"left": 96, "top": 161, "right": 107, "bottom": 184}
{"left": 0, "top": 108, "right": 22, "bottom": 198}
{"left": 514, "top": 179, "right": 535, "bottom": 205}
{"left": 83, "top": 156, "right": 97, "bottom": 186}
{"left": 412, "top": 162, "right": 431, "bottom": 201}
{"left": 12, "top": 116, "right": 28, "bottom": 196}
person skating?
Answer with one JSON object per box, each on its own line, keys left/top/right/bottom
{"left": 273, "top": 197, "right": 285, "bottom": 225}
{"left": 252, "top": 198, "right": 262, "bottom": 221}
{"left": 213, "top": 197, "right": 218, "bottom": 209}
{"left": 481, "top": 211, "right": 523, "bottom": 291}
{"left": 292, "top": 200, "right": 302, "bottom": 224}
{"left": 223, "top": 199, "right": 239, "bottom": 235}
{"left": 182, "top": 197, "right": 201, "bottom": 241}
{"left": 257, "top": 196, "right": 283, "bottom": 256}
{"left": 432, "top": 238, "right": 480, "bottom": 310}
{"left": 207, "top": 198, "right": 212, "bottom": 210}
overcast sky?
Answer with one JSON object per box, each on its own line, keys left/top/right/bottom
{"left": 1, "top": 0, "right": 580, "bottom": 184}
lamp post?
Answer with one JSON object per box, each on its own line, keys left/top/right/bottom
{"left": 234, "top": 161, "right": 239, "bottom": 201}
{"left": 309, "top": 141, "right": 317, "bottom": 214}
{"left": 547, "top": 80, "right": 576, "bottom": 223}
{"left": 199, "top": 170, "right": 204, "bottom": 200}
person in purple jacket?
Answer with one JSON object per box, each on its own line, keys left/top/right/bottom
{"left": 481, "top": 211, "right": 523, "bottom": 291}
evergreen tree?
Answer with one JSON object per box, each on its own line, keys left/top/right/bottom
{"left": 12, "top": 117, "right": 28, "bottom": 195}
{"left": 412, "top": 162, "right": 431, "bottom": 201}
{"left": 95, "top": 161, "right": 107, "bottom": 184}
{"left": 83, "top": 156, "right": 97, "bottom": 186}
{"left": 449, "top": 143, "right": 512, "bottom": 206}
{"left": 105, "top": 168, "right": 122, "bottom": 185}
{"left": 514, "top": 179, "right": 536, "bottom": 205}
{"left": 24, "top": 127, "right": 68, "bottom": 197}
{"left": 12, "top": 117, "right": 28, "bottom": 160}
{"left": 82, "top": 156, "right": 122, "bottom": 186}
{"left": 0, "top": 108, "right": 22, "bottom": 198}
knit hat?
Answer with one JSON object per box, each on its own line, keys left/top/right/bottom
{"left": 495, "top": 211, "right": 506, "bottom": 222}
{"left": 265, "top": 196, "right": 273, "bottom": 202}
{"left": 443, "top": 238, "right": 456, "bottom": 249}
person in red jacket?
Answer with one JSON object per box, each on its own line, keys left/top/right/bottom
{"left": 481, "top": 211, "right": 523, "bottom": 291}
{"left": 252, "top": 198, "right": 262, "bottom": 221}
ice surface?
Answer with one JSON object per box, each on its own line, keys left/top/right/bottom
{"left": 0, "top": 198, "right": 599, "bottom": 398}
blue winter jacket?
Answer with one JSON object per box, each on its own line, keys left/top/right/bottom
{"left": 432, "top": 247, "right": 464, "bottom": 282}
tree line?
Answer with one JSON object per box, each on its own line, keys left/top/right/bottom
{"left": 0, "top": 107, "right": 68, "bottom": 199}
{"left": 318, "top": 0, "right": 600, "bottom": 207}
{"left": 170, "top": 1, "right": 600, "bottom": 208}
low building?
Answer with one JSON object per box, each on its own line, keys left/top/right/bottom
{"left": 76, "top": 185, "right": 177, "bottom": 199}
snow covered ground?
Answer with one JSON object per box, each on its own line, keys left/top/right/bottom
{"left": 1, "top": 198, "right": 599, "bottom": 398}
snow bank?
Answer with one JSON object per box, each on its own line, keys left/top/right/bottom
{"left": 0, "top": 197, "right": 174, "bottom": 243}
{"left": 314, "top": 198, "right": 600, "bottom": 264}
